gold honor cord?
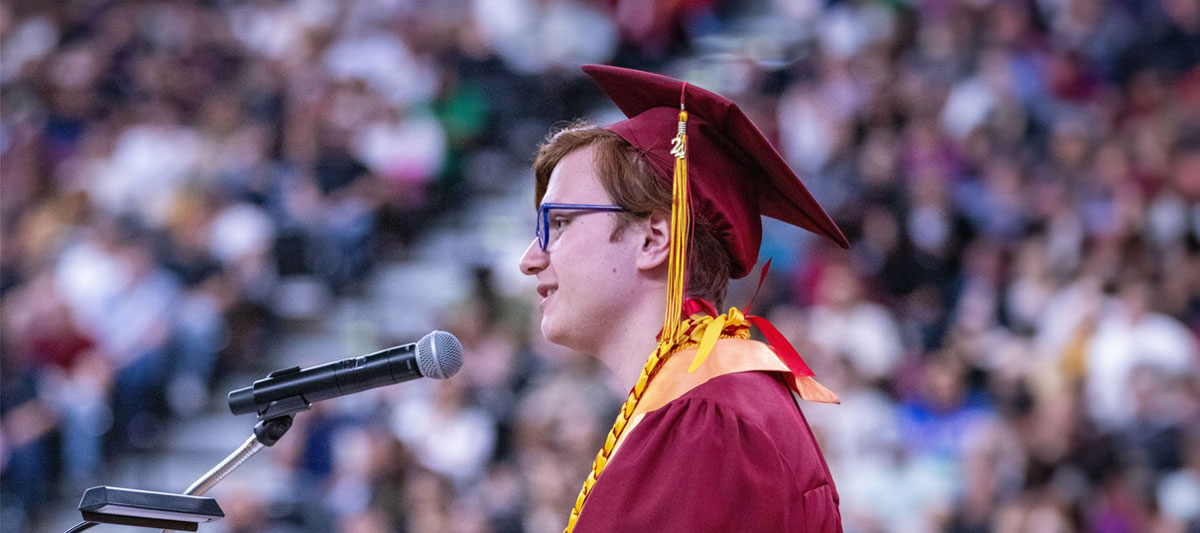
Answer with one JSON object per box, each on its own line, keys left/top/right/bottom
{"left": 562, "top": 336, "right": 674, "bottom": 533}
{"left": 564, "top": 89, "right": 692, "bottom": 532}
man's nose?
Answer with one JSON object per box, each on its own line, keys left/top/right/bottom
{"left": 519, "top": 240, "right": 547, "bottom": 276}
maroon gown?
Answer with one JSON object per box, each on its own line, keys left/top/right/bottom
{"left": 572, "top": 370, "right": 842, "bottom": 532}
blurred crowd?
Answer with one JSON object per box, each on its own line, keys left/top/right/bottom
{"left": 2, "top": 0, "right": 1199, "bottom": 532}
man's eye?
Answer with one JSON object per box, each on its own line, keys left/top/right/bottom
{"left": 552, "top": 217, "right": 569, "bottom": 229}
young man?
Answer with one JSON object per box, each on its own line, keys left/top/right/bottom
{"left": 519, "top": 65, "right": 847, "bottom": 532}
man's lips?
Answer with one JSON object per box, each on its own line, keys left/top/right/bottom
{"left": 537, "top": 284, "right": 557, "bottom": 299}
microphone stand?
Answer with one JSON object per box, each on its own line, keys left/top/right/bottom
{"left": 156, "top": 415, "right": 293, "bottom": 533}
{"left": 179, "top": 415, "right": 294, "bottom": 498}
{"left": 156, "top": 397, "right": 308, "bottom": 533}
{"left": 67, "top": 396, "right": 309, "bottom": 533}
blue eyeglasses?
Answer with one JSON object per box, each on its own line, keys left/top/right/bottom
{"left": 536, "top": 202, "right": 629, "bottom": 251}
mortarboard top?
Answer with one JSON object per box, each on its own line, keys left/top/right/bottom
{"left": 582, "top": 64, "right": 849, "bottom": 280}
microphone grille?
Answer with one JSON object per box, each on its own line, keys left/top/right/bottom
{"left": 416, "top": 330, "right": 463, "bottom": 379}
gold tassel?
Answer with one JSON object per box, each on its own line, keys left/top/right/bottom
{"left": 660, "top": 98, "right": 690, "bottom": 348}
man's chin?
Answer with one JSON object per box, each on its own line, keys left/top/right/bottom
{"left": 541, "top": 319, "right": 583, "bottom": 352}
{"left": 541, "top": 320, "right": 566, "bottom": 345}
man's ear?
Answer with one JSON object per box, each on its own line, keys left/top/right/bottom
{"left": 635, "top": 211, "right": 671, "bottom": 271}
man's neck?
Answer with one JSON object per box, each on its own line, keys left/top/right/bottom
{"left": 593, "top": 289, "right": 668, "bottom": 392}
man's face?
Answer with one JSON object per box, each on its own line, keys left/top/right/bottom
{"left": 519, "top": 144, "right": 641, "bottom": 352}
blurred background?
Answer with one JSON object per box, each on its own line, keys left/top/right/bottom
{"left": 2, "top": 0, "right": 1199, "bottom": 532}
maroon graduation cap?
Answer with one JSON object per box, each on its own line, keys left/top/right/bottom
{"left": 582, "top": 64, "right": 849, "bottom": 282}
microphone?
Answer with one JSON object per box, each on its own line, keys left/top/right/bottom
{"left": 227, "top": 330, "right": 463, "bottom": 417}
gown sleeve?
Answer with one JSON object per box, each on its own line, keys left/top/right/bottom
{"left": 572, "top": 394, "right": 840, "bottom": 533}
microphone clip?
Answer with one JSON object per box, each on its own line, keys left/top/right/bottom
{"left": 253, "top": 414, "right": 295, "bottom": 447}
{"left": 255, "top": 394, "right": 311, "bottom": 421}
{"left": 249, "top": 367, "right": 311, "bottom": 446}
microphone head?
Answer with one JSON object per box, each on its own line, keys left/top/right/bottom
{"left": 416, "top": 330, "right": 463, "bottom": 379}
